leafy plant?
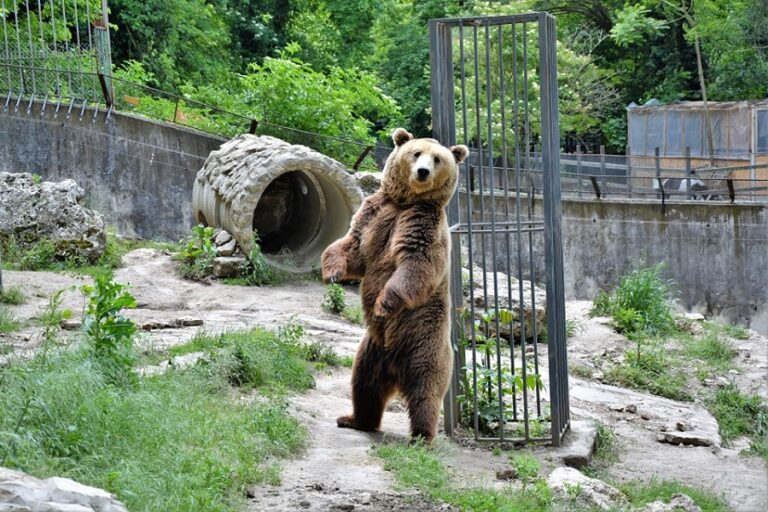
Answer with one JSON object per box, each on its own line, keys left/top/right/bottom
{"left": 239, "top": 234, "right": 283, "bottom": 286}
{"left": 0, "top": 307, "right": 20, "bottom": 333}
{"left": 341, "top": 305, "right": 364, "bottom": 325}
{"left": 708, "top": 383, "right": 768, "bottom": 460}
{"left": 510, "top": 453, "right": 540, "bottom": 480}
{"left": 38, "top": 288, "right": 73, "bottom": 356}
{"left": 323, "top": 283, "right": 347, "bottom": 314}
{"left": 81, "top": 274, "right": 138, "bottom": 385}
{"left": 175, "top": 225, "right": 217, "bottom": 280}
{"left": 0, "top": 286, "right": 25, "bottom": 305}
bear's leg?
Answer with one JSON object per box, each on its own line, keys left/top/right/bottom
{"left": 401, "top": 363, "right": 451, "bottom": 444}
{"left": 337, "top": 334, "right": 395, "bottom": 432}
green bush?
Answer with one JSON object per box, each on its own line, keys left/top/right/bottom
{"left": 175, "top": 225, "right": 218, "bottom": 280}
{"left": 323, "top": 283, "right": 347, "bottom": 314}
{"left": 591, "top": 264, "right": 677, "bottom": 336}
{"left": 0, "top": 286, "right": 25, "bottom": 305}
{"left": 240, "top": 235, "right": 283, "bottom": 286}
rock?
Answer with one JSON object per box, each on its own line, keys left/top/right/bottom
{"left": 0, "top": 467, "right": 127, "bottom": 512}
{"left": 0, "top": 173, "right": 106, "bottom": 263}
{"left": 141, "top": 317, "right": 204, "bottom": 331}
{"left": 676, "top": 318, "right": 704, "bottom": 336}
{"left": 462, "top": 265, "right": 547, "bottom": 340}
{"left": 176, "top": 317, "right": 204, "bottom": 327}
{"left": 676, "top": 421, "right": 693, "bottom": 432}
{"left": 547, "top": 467, "right": 628, "bottom": 510}
{"left": 644, "top": 493, "right": 702, "bottom": 512}
{"left": 551, "top": 420, "right": 598, "bottom": 469}
{"left": 214, "top": 229, "right": 232, "bottom": 246}
{"left": 684, "top": 313, "right": 705, "bottom": 322}
{"left": 626, "top": 404, "right": 638, "bottom": 414}
{"left": 658, "top": 431, "right": 716, "bottom": 447}
{"left": 217, "top": 239, "right": 238, "bottom": 257}
{"left": 299, "top": 501, "right": 311, "bottom": 508}
{"left": 496, "top": 468, "right": 518, "bottom": 480}
{"left": 212, "top": 256, "right": 246, "bottom": 278}
{"left": 354, "top": 172, "right": 383, "bottom": 196}
{"left": 60, "top": 319, "right": 82, "bottom": 331}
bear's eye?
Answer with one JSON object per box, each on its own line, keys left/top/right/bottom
{"left": 434, "top": 156, "right": 440, "bottom": 164}
{"left": 413, "top": 151, "right": 422, "bottom": 159}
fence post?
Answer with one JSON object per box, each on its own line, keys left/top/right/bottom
{"left": 576, "top": 144, "right": 582, "bottom": 198}
{"left": 626, "top": 145, "right": 632, "bottom": 198}
{"left": 599, "top": 145, "right": 607, "bottom": 198}
{"left": 685, "top": 146, "right": 692, "bottom": 200}
{"left": 655, "top": 146, "right": 661, "bottom": 199}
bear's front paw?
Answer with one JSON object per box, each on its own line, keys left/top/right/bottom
{"left": 321, "top": 258, "right": 346, "bottom": 284}
{"left": 374, "top": 291, "right": 402, "bottom": 318}
{"left": 337, "top": 415, "right": 357, "bottom": 429}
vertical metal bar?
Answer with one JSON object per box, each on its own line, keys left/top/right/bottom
{"left": 576, "top": 144, "right": 582, "bottom": 198}
{"left": 599, "top": 144, "right": 606, "bottom": 198}
{"left": 85, "top": 0, "right": 96, "bottom": 100}
{"left": 655, "top": 146, "right": 661, "bottom": 199}
{"left": 1, "top": 0, "right": 11, "bottom": 89}
{"left": 36, "top": 0, "right": 46, "bottom": 95}
{"left": 49, "top": 0, "right": 59, "bottom": 97}
{"left": 626, "top": 145, "right": 632, "bottom": 198}
{"left": 72, "top": 0, "right": 84, "bottom": 97}
{"left": 539, "top": 13, "right": 568, "bottom": 447}
{"left": 24, "top": 0, "right": 37, "bottom": 93}
{"left": 13, "top": 1, "right": 24, "bottom": 91}
{"left": 60, "top": 0, "right": 72, "bottom": 94}
{"left": 430, "top": 19, "right": 460, "bottom": 437}
{"left": 685, "top": 146, "right": 692, "bottom": 199}
{"left": 483, "top": 19, "right": 504, "bottom": 441}
{"left": 509, "top": 20, "right": 520, "bottom": 422}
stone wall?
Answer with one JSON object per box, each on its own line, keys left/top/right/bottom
{"left": 0, "top": 101, "right": 224, "bottom": 241}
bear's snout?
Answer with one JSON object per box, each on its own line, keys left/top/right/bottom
{"left": 416, "top": 167, "right": 430, "bottom": 181}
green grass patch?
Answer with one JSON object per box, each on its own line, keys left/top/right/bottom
{"left": 680, "top": 332, "right": 736, "bottom": 372}
{"left": 0, "top": 323, "right": 317, "bottom": 511}
{"left": 0, "top": 306, "right": 21, "bottom": 333}
{"left": 619, "top": 479, "right": 731, "bottom": 512}
{"left": 604, "top": 342, "right": 692, "bottom": 402}
{"left": 0, "top": 286, "right": 26, "bottom": 305}
{"left": 375, "top": 443, "right": 552, "bottom": 512}
{"left": 708, "top": 383, "right": 768, "bottom": 460}
{"left": 703, "top": 321, "right": 750, "bottom": 341}
{"left": 341, "top": 305, "right": 363, "bottom": 325}
{"left": 340, "top": 355, "right": 355, "bottom": 368}
{"left": 593, "top": 421, "right": 618, "bottom": 465}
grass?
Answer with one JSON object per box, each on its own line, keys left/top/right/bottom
{"left": 680, "top": 332, "right": 736, "bottom": 372}
{"left": 375, "top": 443, "right": 553, "bottom": 512}
{"left": 604, "top": 341, "right": 692, "bottom": 402}
{"left": 703, "top": 321, "right": 750, "bottom": 340}
{"left": 0, "top": 325, "right": 320, "bottom": 511}
{"left": 570, "top": 364, "right": 594, "bottom": 379}
{"left": 509, "top": 452, "right": 540, "bottom": 480}
{"left": 618, "top": 479, "right": 731, "bottom": 512}
{"left": 341, "top": 305, "right": 364, "bottom": 325}
{"left": 593, "top": 421, "right": 618, "bottom": 465}
{"left": 0, "top": 307, "right": 21, "bottom": 333}
{"left": 0, "top": 286, "right": 26, "bottom": 305}
{"left": 707, "top": 383, "right": 768, "bottom": 460}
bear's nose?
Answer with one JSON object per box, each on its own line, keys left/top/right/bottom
{"left": 417, "top": 168, "right": 430, "bottom": 181}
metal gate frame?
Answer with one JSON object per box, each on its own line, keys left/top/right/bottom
{"left": 430, "top": 12, "right": 569, "bottom": 446}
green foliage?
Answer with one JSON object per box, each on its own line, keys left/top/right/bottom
{"left": 18, "top": 239, "right": 58, "bottom": 271}
{"left": 0, "top": 307, "right": 20, "bottom": 333}
{"left": 375, "top": 442, "right": 552, "bottom": 512}
{"left": 619, "top": 478, "right": 732, "bottom": 512}
{"left": 605, "top": 341, "right": 692, "bottom": 401}
{"left": 239, "top": 235, "right": 284, "bottom": 286}
{"left": 341, "top": 305, "right": 364, "bottom": 325}
{"left": 708, "top": 383, "right": 768, "bottom": 460}
{"left": 323, "top": 284, "right": 347, "bottom": 314}
{"left": 509, "top": 453, "right": 540, "bottom": 480}
{"left": 610, "top": 4, "right": 667, "bottom": 47}
{"left": 175, "top": 225, "right": 217, "bottom": 281}
{"left": 591, "top": 264, "right": 677, "bottom": 337}
{"left": 38, "top": 289, "right": 73, "bottom": 355}
{"left": 0, "top": 344, "right": 305, "bottom": 511}
{"left": 593, "top": 421, "right": 618, "bottom": 464}
{"left": 681, "top": 332, "right": 736, "bottom": 371}
{"left": 0, "top": 286, "right": 25, "bottom": 305}
{"left": 340, "top": 355, "right": 355, "bottom": 368}
{"left": 81, "top": 274, "right": 138, "bottom": 386}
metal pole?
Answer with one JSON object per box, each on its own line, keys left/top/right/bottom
{"left": 655, "top": 146, "right": 661, "bottom": 199}
{"left": 685, "top": 146, "right": 692, "bottom": 200}
{"left": 626, "top": 145, "right": 632, "bottom": 198}
{"left": 599, "top": 144, "right": 606, "bottom": 198}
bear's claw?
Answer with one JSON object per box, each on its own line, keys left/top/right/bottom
{"left": 336, "top": 415, "right": 357, "bottom": 429}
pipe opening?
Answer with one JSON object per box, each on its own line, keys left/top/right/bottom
{"left": 252, "top": 171, "right": 323, "bottom": 255}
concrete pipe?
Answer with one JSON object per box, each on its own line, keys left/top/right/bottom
{"left": 192, "top": 134, "right": 363, "bottom": 272}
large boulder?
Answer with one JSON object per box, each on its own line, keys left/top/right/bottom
{"left": 0, "top": 467, "right": 127, "bottom": 511}
{"left": 0, "top": 173, "right": 106, "bottom": 263}
{"left": 547, "top": 467, "right": 628, "bottom": 511}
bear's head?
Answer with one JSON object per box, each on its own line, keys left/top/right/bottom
{"left": 380, "top": 128, "right": 469, "bottom": 206}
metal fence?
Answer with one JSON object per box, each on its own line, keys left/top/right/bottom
{"left": 430, "top": 12, "right": 569, "bottom": 446}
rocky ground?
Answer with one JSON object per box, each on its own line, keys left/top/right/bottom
{"left": 1, "top": 249, "right": 766, "bottom": 511}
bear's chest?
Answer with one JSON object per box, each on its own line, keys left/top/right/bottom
{"left": 360, "top": 203, "right": 401, "bottom": 263}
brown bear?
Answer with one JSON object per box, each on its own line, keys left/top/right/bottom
{"left": 321, "top": 127, "right": 469, "bottom": 443}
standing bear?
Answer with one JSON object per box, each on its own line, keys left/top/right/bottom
{"left": 321, "top": 127, "right": 468, "bottom": 443}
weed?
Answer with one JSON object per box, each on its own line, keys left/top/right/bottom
{"left": 0, "top": 286, "right": 25, "bottom": 305}
{"left": 510, "top": 452, "right": 540, "bottom": 480}
{"left": 81, "top": 274, "right": 138, "bottom": 386}
{"left": 604, "top": 343, "right": 692, "bottom": 401}
{"left": 340, "top": 355, "right": 355, "bottom": 368}
{"left": 591, "top": 264, "right": 677, "bottom": 337}
{"left": 323, "top": 283, "right": 347, "bottom": 314}
{"left": 38, "top": 289, "right": 73, "bottom": 355}
{"left": 375, "top": 442, "right": 552, "bottom": 511}
{"left": 593, "top": 421, "right": 618, "bottom": 464}
{"left": 301, "top": 340, "right": 341, "bottom": 366}
{"left": 0, "top": 307, "right": 20, "bottom": 333}
{"left": 175, "top": 225, "right": 218, "bottom": 280}
{"left": 18, "top": 238, "right": 58, "bottom": 271}
{"left": 341, "top": 305, "right": 364, "bottom": 325}
{"left": 619, "top": 478, "right": 731, "bottom": 512}
{"left": 704, "top": 321, "right": 750, "bottom": 340}
{"left": 239, "top": 234, "right": 284, "bottom": 286}
{"left": 708, "top": 383, "right": 768, "bottom": 460}
{"left": 682, "top": 332, "right": 735, "bottom": 371}
{"left": 570, "top": 364, "right": 594, "bottom": 379}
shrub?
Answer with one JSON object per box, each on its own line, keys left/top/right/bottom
{"left": 323, "top": 283, "right": 347, "bottom": 314}
{"left": 0, "top": 286, "right": 25, "bottom": 305}
{"left": 240, "top": 235, "right": 283, "bottom": 286}
{"left": 175, "top": 225, "right": 217, "bottom": 280}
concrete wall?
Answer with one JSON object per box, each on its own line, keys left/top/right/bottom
{"left": 0, "top": 101, "right": 224, "bottom": 241}
{"left": 460, "top": 193, "right": 768, "bottom": 334}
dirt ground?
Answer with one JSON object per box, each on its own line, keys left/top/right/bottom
{"left": 1, "top": 249, "right": 766, "bottom": 511}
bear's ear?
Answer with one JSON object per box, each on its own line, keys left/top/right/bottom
{"left": 392, "top": 128, "right": 414, "bottom": 147}
{"left": 450, "top": 144, "right": 469, "bottom": 164}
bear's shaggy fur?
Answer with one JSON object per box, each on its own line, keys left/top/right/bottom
{"left": 321, "top": 128, "right": 468, "bottom": 443}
